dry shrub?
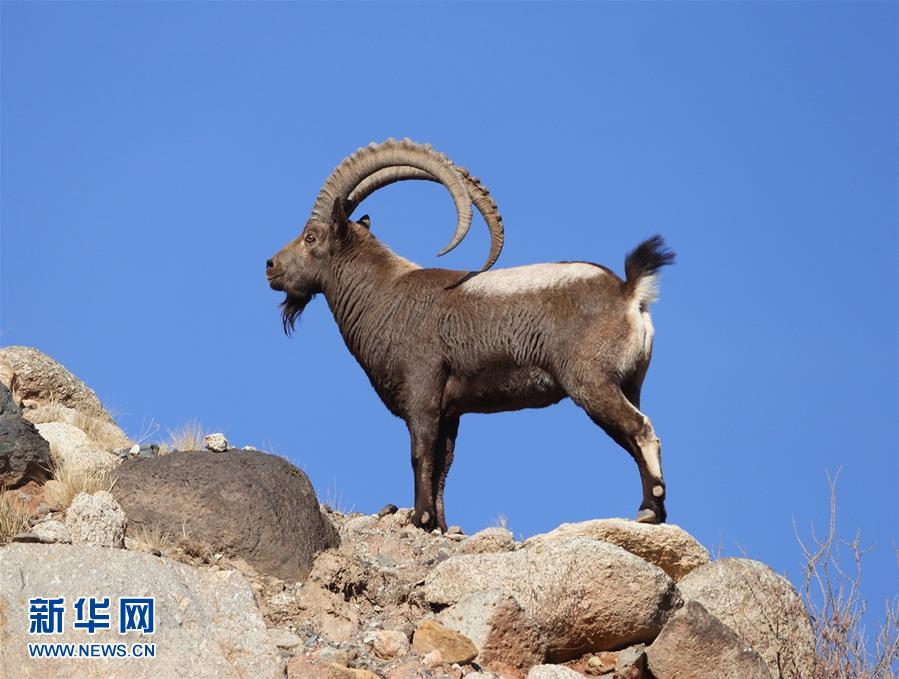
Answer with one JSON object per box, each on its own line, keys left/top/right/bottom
{"left": 45, "top": 460, "right": 115, "bottom": 511}
{"left": 0, "top": 489, "right": 29, "bottom": 545}
{"left": 795, "top": 470, "right": 899, "bottom": 679}
{"left": 167, "top": 419, "right": 205, "bottom": 451}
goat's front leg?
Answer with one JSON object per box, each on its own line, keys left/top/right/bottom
{"left": 407, "top": 414, "right": 440, "bottom": 531}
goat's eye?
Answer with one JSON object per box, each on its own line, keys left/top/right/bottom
{"left": 304, "top": 234, "right": 316, "bottom": 244}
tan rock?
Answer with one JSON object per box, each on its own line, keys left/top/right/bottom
{"left": 388, "top": 661, "right": 431, "bottom": 678}
{"left": 425, "top": 537, "right": 681, "bottom": 661}
{"left": 437, "top": 590, "right": 544, "bottom": 669}
{"left": 527, "top": 666, "right": 584, "bottom": 679}
{"left": 287, "top": 657, "right": 330, "bottom": 679}
{"left": 647, "top": 601, "right": 772, "bottom": 679}
{"left": 328, "top": 664, "right": 381, "bottom": 679}
{"left": 24, "top": 402, "right": 130, "bottom": 450}
{"left": 525, "top": 518, "right": 708, "bottom": 581}
{"left": 422, "top": 649, "right": 443, "bottom": 667}
{"left": 677, "top": 558, "right": 817, "bottom": 677}
{"left": 35, "top": 421, "right": 119, "bottom": 473}
{"left": 372, "top": 629, "right": 410, "bottom": 659}
{"left": 0, "top": 346, "right": 115, "bottom": 423}
{"left": 412, "top": 620, "right": 478, "bottom": 664}
{"left": 298, "top": 584, "right": 360, "bottom": 643}
{"left": 460, "top": 527, "right": 517, "bottom": 555}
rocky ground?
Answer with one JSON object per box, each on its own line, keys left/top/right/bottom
{"left": 0, "top": 346, "right": 819, "bottom": 679}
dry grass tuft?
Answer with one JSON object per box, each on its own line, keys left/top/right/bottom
{"left": 45, "top": 460, "right": 115, "bottom": 511}
{"left": 128, "top": 524, "right": 175, "bottom": 555}
{"left": 0, "top": 489, "right": 30, "bottom": 545}
{"left": 167, "top": 419, "right": 205, "bottom": 452}
{"left": 795, "top": 469, "right": 899, "bottom": 679}
{"left": 322, "top": 479, "right": 354, "bottom": 515}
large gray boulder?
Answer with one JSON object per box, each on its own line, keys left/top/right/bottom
{"left": 425, "top": 537, "right": 681, "bottom": 661}
{"left": 526, "top": 518, "right": 709, "bottom": 581}
{"left": 647, "top": 601, "right": 773, "bottom": 679}
{"left": 0, "top": 543, "right": 284, "bottom": 678}
{"left": 677, "top": 558, "right": 817, "bottom": 677}
{"left": 0, "top": 384, "right": 51, "bottom": 488}
{"left": 113, "top": 450, "right": 339, "bottom": 581}
{"left": 0, "top": 346, "right": 114, "bottom": 423}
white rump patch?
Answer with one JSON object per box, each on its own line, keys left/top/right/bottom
{"left": 631, "top": 273, "right": 660, "bottom": 308}
{"left": 462, "top": 263, "right": 605, "bottom": 296}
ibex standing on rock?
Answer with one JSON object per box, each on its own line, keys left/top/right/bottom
{"left": 267, "top": 139, "right": 675, "bottom": 531}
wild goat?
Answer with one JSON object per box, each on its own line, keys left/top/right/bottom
{"left": 267, "top": 139, "right": 675, "bottom": 531}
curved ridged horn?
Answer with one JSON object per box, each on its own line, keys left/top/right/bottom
{"left": 310, "top": 139, "right": 472, "bottom": 264}
{"left": 348, "top": 165, "right": 505, "bottom": 271}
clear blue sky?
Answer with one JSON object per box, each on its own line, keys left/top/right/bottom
{"left": 2, "top": 1, "right": 896, "bottom": 626}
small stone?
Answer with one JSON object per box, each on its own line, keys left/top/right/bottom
{"left": 412, "top": 620, "right": 478, "bottom": 665}
{"left": 446, "top": 525, "right": 464, "bottom": 535}
{"left": 327, "top": 665, "right": 381, "bottom": 679}
{"left": 378, "top": 503, "right": 399, "bottom": 518}
{"left": 31, "top": 519, "right": 71, "bottom": 544}
{"left": 65, "top": 490, "right": 126, "bottom": 548}
{"left": 527, "top": 666, "right": 584, "bottom": 679}
{"left": 204, "top": 433, "right": 229, "bottom": 452}
{"left": 268, "top": 627, "right": 304, "bottom": 651}
{"left": 616, "top": 644, "right": 646, "bottom": 675}
{"left": 422, "top": 649, "right": 443, "bottom": 668}
{"left": 130, "top": 444, "right": 141, "bottom": 455}
{"left": 243, "top": 445, "right": 257, "bottom": 451}
{"left": 372, "top": 629, "right": 410, "bottom": 659}
{"left": 459, "top": 527, "right": 516, "bottom": 555}
{"left": 316, "top": 646, "right": 357, "bottom": 666}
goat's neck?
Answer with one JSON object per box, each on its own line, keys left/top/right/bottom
{"left": 322, "top": 243, "right": 413, "bottom": 363}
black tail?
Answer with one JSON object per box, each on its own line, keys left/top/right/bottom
{"left": 624, "top": 235, "right": 676, "bottom": 303}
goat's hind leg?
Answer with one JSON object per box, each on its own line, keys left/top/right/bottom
{"left": 574, "top": 382, "right": 667, "bottom": 523}
{"left": 431, "top": 416, "right": 459, "bottom": 533}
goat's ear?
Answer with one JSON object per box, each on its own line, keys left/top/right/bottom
{"left": 357, "top": 214, "right": 371, "bottom": 230}
{"left": 331, "top": 197, "right": 351, "bottom": 240}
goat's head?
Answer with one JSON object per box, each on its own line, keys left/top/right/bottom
{"left": 267, "top": 138, "right": 506, "bottom": 333}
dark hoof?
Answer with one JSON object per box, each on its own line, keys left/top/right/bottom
{"left": 412, "top": 509, "right": 438, "bottom": 532}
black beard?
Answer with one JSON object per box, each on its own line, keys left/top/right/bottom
{"left": 280, "top": 290, "right": 315, "bottom": 336}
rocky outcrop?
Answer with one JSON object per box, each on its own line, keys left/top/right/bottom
{"left": 0, "top": 543, "right": 284, "bottom": 678}
{"left": 0, "top": 346, "right": 114, "bottom": 423}
{"left": 526, "top": 518, "right": 709, "bottom": 581}
{"left": 647, "top": 601, "right": 773, "bottom": 679}
{"left": 677, "top": 558, "right": 817, "bottom": 677}
{"left": 0, "top": 384, "right": 51, "bottom": 488}
{"left": 425, "top": 536, "right": 681, "bottom": 661}
{"left": 112, "top": 450, "right": 339, "bottom": 580}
